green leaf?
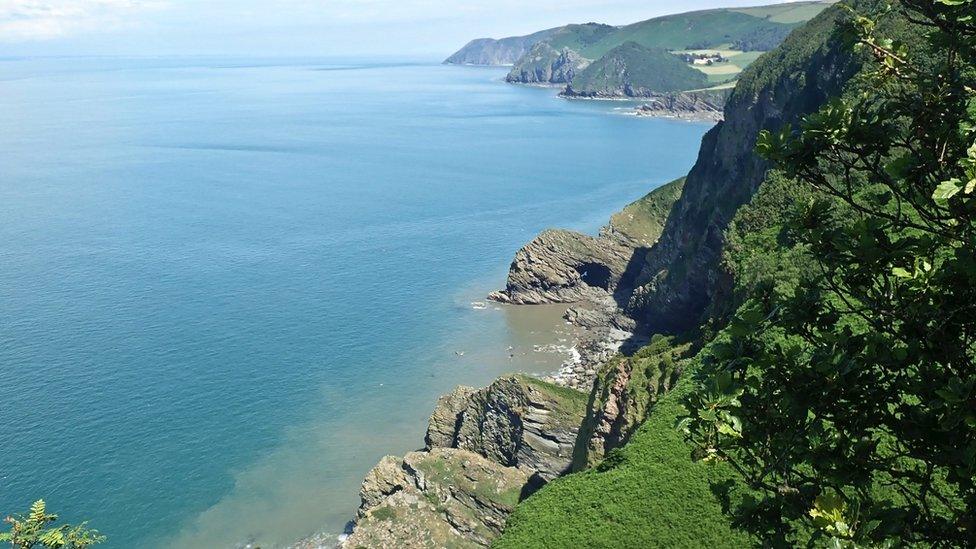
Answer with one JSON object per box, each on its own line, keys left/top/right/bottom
{"left": 933, "top": 179, "right": 962, "bottom": 202}
{"left": 892, "top": 267, "right": 912, "bottom": 279}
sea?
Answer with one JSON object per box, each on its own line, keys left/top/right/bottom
{"left": 0, "top": 56, "right": 711, "bottom": 548}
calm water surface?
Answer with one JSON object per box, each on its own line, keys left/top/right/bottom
{"left": 0, "top": 57, "right": 711, "bottom": 548}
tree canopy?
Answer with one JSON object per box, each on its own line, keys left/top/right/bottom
{"left": 681, "top": 0, "right": 976, "bottom": 546}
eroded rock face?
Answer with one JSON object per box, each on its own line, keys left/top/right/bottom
{"left": 488, "top": 229, "right": 634, "bottom": 305}
{"left": 427, "top": 375, "right": 587, "bottom": 481}
{"left": 345, "top": 448, "right": 529, "bottom": 548}
{"left": 633, "top": 90, "right": 731, "bottom": 122}
{"left": 505, "top": 43, "right": 591, "bottom": 85}
{"left": 425, "top": 386, "right": 476, "bottom": 450}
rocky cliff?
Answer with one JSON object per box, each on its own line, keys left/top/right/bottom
{"left": 487, "top": 229, "right": 634, "bottom": 306}
{"left": 504, "top": 43, "right": 590, "bottom": 85}
{"left": 633, "top": 89, "right": 732, "bottom": 121}
{"left": 626, "top": 4, "right": 868, "bottom": 332}
{"left": 344, "top": 375, "right": 588, "bottom": 547}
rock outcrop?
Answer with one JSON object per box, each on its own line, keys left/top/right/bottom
{"left": 505, "top": 43, "right": 591, "bottom": 85}
{"left": 488, "top": 229, "right": 634, "bottom": 306}
{"left": 345, "top": 448, "right": 529, "bottom": 548}
{"left": 346, "top": 375, "right": 588, "bottom": 547}
{"left": 427, "top": 375, "right": 588, "bottom": 481}
{"left": 576, "top": 337, "right": 688, "bottom": 467}
{"left": 633, "top": 89, "right": 731, "bottom": 122}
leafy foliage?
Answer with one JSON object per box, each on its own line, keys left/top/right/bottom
{"left": 682, "top": 0, "right": 976, "bottom": 545}
{"left": 0, "top": 501, "right": 105, "bottom": 549}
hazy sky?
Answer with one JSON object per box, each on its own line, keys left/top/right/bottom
{"left": 1, "top": 0, "right": 805, "bottom": 57}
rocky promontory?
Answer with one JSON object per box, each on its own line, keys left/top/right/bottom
{"left": 632, "top": 89, "right": 731, "bottom": 122}
{"left": 487, "top": 229, "right": 634, "bottom": 306}
{"left": 505, "top": 43, "right": 591, "bottom": 85}
{"left": 343, "top": 375, "right": 587, "bottom": 548}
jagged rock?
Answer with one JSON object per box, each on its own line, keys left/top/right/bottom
{"left": 345, "top": 448, "right": 529, "bottom": 548}
{"left": 488, "top": 229, "right": 633, "bottom": 305}
{"left": 575, "top": 338, "right": 687, "bottom": 467}
{"left": 505, "top": 43, "right": 591, "bottom": 85}
{"left": 428, "top": 375, "right": 588, "bottom": 481}
{"left": 357, "top": 455, "right": 411, "bottom": 518}
{"left": 425, "top": 386, "right": 476, "bottom": 450}
{"left": 633, "top": 90, "right": 730, "bottom": 122}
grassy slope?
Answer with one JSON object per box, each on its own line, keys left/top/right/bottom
{"left": 495, "top": 367, "right": 751, "bottom": 549}
{"left": 570, "top": 43, "right": 708, "bottom": 94}
{"left": 732, "top": 1, "right": 837, "bottom": 24}
{"left": 609, "top": 178, "right": 685, "bottom": 247}
{"left": 579, "top": 9, "right": 806, "bottom": 59}
{"left": 544, "top": 23, "right": 617, "bottom": 52}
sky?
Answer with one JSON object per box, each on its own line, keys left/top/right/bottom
{"left": 0, "top": 0, "right": 807, "bottom": 58}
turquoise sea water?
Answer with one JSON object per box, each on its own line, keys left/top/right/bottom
{"left": 0, "top": 57, "right": 711, "bottom": 548}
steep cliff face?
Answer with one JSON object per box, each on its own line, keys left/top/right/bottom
{"left": 444, "top": 28, "right": 558, "bottom": 66}
{"left": 627, "top": 3, "right": 867, "bottom": 332}
{"left": 576, "top": 336, "right": 689, "bottom": 468}
{"left": 487, "top": 229, "right": 634, "bottom": 305}
{"left": 346, "top": 375, "right": 587, "bottom": 547}
{"left": 504, "top": 43, "right": 590, "bottom": 85}
{"left": 426, "top": 375, "right": 588, "bottom": 481}
{"left": 633, "top": 89, "right": 732, "bottom": 121}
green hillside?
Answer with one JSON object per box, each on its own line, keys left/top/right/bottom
{"left": 579, "top": 9, "right": 803, "bottom": 59}
{"left": 502, "top": 1, "right": 834, "bottom": 91}
{"left": 566, "top": 43, "right": 708, "bottom": 97}
{"left": 543, "top": 23, "right": 617, "bottom": 52}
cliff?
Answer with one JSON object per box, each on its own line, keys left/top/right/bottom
{"left": 626, "top": 3, "right": 868, "bottom": 332}
{"left": 343, "top": 375, "right": 588, "bottom": 547}
{"left": 345, "top": 3, "right": 881, "bottom": 548}
{"left": 632, "top": 88, "right": 732, "bottom": 122}
{"left": 504, "top": 43, "right": 590, "bottom": 85}
{"left": 489, "top": 178, "right": 684, "bottom": 307}
{"left": 499, "top": 3, "right": 832, "bottom": 88}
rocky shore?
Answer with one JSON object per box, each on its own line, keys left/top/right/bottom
{"left": 331, "top": 176, "right": 689, "bottom": 547}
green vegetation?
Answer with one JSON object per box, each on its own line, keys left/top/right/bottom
{"left": 543, "top": 23, "right": 616, "bottom": 52}
{"left": 568, "top": 42, "right": 708, "bottom": 96}
{"left": 498, "top": 1, "right": 832, "bottom": 90}
{"left": 577, "top": 8, "right": 821, "bottom": 59}
{"left": 496, "top": 360, "right": 751, "bottom": 548}
{"left": 681, "top": 1, "right": 976, "bottom": 545}
{"left": 732, "top": 1, "right": 838, "bottom": 24}
{"left": 498, "top": 1, "right": 976, "bottom": 547}
{"left": 0, "top": 501, "right": 105, "bottom": 549}
{"left": 608, "top": 178, "right": 685, "bottom": 247}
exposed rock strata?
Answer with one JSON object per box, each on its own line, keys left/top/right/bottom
{"left": 505, "top": 43, "right": 591, "bottom": 85}
{"left": 577, "top": 338, "right": 687, "bottom": 467}
{"left": 488, "top": 229, "right": 634, "bottom": 306}
{"left": 344, "top": 448, "right": 529, "bottom": 548}
{"left": 345, "top": 376, "right": 587, "bottom": 547}
{"left": 633, "top": 90, "right": 731, "bottom": 122}
{"left": 426, "top": 375, "right": 587, "bottom": 481}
